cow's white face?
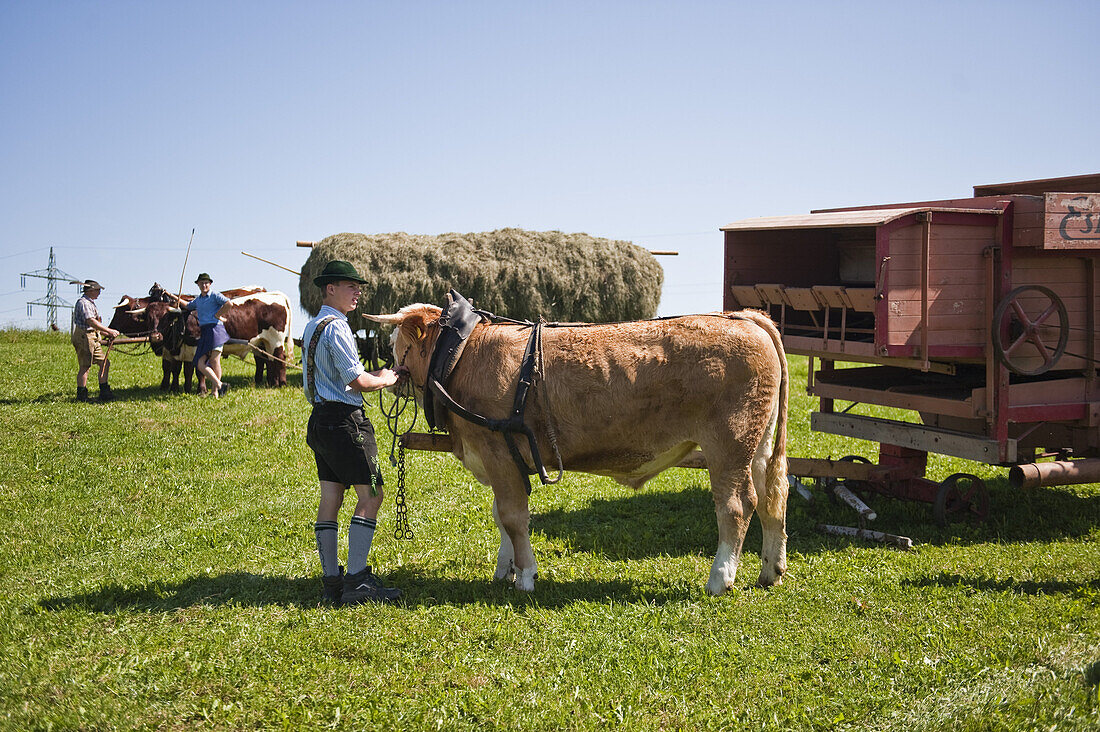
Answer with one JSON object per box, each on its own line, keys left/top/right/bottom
{"left": 365, "top": 304, "right": 441, "bottom": 391}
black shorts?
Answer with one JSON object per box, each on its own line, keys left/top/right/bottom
{"left": 306, "top": 402, "right": 384, "bottom": 489}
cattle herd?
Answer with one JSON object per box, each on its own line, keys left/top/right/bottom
{"left": 107, "top": 283, "right": 294, "bottom": 394}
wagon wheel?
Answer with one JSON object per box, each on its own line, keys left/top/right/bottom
{"left": 933, "top": 473, "right": 989, "bottom": 526}
{"left": 991, "top": 285, "right": 1069, "bottom": 376}
{"left": 824, "top": 455, "right": 873, "bottom": 504}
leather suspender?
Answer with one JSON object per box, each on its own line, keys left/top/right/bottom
{"left": 304, "top": 316, "right": 339, "bottom": 405}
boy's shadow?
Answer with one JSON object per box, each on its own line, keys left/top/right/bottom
{"left": 36, "top": 571, "right": 694, "bottom": 613}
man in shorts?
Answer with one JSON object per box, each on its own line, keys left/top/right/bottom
{"left": 71, "top": 280, "right": 120, "bottom": 402}
{"left": 303, "top": 260, "right": 405, "bottom": 605}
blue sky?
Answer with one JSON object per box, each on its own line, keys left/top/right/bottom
{"left": 2, "top": 1, "right": 1098, "bottom": 335}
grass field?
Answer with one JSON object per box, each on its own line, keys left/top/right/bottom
{"left": 2, "top": 328, "right": 1098, "bottom": 730}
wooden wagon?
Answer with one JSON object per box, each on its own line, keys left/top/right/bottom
{"left": 722, "top": 173, "right": 1100, "bottom": 523}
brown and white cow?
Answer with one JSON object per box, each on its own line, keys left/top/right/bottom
{"left": 368, "top": 306, "right": 789, "bottom": 595}
{"left": 155, "top": 290, "right": 295, "bottom": 391}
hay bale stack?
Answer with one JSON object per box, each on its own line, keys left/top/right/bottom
{"left": 299, "top": 229, "right": 663, "bottom": 332}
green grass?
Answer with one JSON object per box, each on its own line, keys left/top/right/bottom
{"left": 1, "top": 328, "right": 1098, "bottom": 730}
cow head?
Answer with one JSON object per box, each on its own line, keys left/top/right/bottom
{"left": 152, "top": 307, "right": 199, "bottom": 357}
{"left": 364, "top": 303, "right": 442, "bottom": 392}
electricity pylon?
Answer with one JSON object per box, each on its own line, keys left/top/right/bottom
{"left": 21, "top": 247, "right": 80, "bottom": 330}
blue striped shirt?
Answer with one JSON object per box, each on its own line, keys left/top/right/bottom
{"left": 302, "top": 305, "right": 366, "bottom": 406}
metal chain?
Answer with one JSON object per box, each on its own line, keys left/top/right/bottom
{"left": 393, "top": 443, "right": 413, "bottom": 540}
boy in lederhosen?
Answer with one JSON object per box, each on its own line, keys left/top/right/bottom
{"left": 71, "top": 280, "right": 120, "bottom": 402}
{"left": 302, "top": 260, "right": 404, "bottom": 605}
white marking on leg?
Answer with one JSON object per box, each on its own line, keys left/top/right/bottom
{"left": 707, "top": 541, "right": 739, "bottom": 596}
{"left": 492, "top": 499, "right": 515, "bottom": 581}
{"left": 514, "top": 563, "right": 538, "bottom": 592}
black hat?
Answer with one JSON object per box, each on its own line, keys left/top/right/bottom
{"left": 82, "top": 279, "right": 104, "bottom": 292}
{"left": 314, "top": 260, "right": 367, "bottom": 287}
{"left": 195, "top": 273, "right": 213, "bottom": 284}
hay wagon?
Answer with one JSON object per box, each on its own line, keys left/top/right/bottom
{"left": 722, "top": 173, "right": 1100, "bottom": 524}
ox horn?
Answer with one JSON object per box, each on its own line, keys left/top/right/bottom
{"left": 127, "top": 307, "right": 147, "bottom": 315}
{"left": 363, "top": 313, "right": 401, "bottom": 324}
{"left": 169, "top": 307, "right": 182, "bottom": 314}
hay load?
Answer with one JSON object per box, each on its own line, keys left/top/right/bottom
{"left": 299, "top": 228, "right": 664, "bottom": 332}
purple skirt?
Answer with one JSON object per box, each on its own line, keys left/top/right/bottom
{"left": 194, "top": 322, "right": 230, "bottom": 364}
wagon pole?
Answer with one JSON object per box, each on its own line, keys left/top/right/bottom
{"left": 224, "top": 338, "right": 303, "bottom": 370}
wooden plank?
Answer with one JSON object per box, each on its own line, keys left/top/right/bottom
{"left": 400, "top": 432, "right": 454, "bottom": 452}
{"left": 811, "top": 380, "right": 981, "bottom": 418}
{"left": 811, "top": 412, "right": 1015, "bottom": 463}
{"left": 887, "top": 269, "right": 986, "bottom": 288}
{"left": 1042, "top": 193, "right": 1100, "bottom": 250}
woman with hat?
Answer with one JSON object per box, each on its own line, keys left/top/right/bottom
{"left": 303, "top": 260, "right": 405, "bottom": 605}
{"left": 71, "top": 279, "right": 120, "bottom": 402}
{"left": 182, "top": 273, "right": 234, "bottom": 398}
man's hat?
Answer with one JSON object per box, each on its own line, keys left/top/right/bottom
{"left": 81, "top": 279, "right": 104, "bottom": 292}
{"left": 195, "top": 273, "right": 213, "bottom": 284}
{"left": 314, "top": 260, "right": 367, "bottom": 287}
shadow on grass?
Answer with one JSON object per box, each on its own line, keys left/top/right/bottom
{"left": 901, "top": 572, "right": 1100, "bottom": 597}
{"left": 531, "top": 477, "right": 1100, "bottom": 559}
{"left": 0, "top": 376, "right": 297, "bottom": 405}
{"left": 35, "top": 571, "right": 704, "bottom": 613}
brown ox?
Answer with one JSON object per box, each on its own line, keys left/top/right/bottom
{"left": 368, "top": 305, "right": 789, "bottom": 595}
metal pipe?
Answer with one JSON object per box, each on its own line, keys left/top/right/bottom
{"left": 1009, "top": 459, "right": 1100, "bottom": 489}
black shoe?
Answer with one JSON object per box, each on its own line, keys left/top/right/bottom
{"left": 76, "top": 387, "right": 90, "bottom": 402}
{"left": 218, "top": 382, "right": 229, "bottom": 398}
{"left": 98, "top": 383, "right": 114, "bottom": 402}
{"left": 342, "top": 566, "right": 402, "bottom": 605}
{"left": 321, "top": 566, "right": 345, "bottom": 604}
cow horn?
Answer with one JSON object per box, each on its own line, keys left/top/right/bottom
{"left": 127, "top": 307, "right": 147, "bottom": 315}
{"left": 169, "top": 307, "right": 182, "bottom": 314}
{"left": 363, "top": 313, "right": 400, "bottom": 324}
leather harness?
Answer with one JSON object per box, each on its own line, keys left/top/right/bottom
{"left": 420, "top": 290, "right": 757, "bottom": 496}
{"left": 423, "top": 290, "right": 561, "bottom": 495}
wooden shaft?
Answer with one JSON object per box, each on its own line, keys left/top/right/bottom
{"left": 241, "top": 251, "right": 301, "bottom": 276}
{"left": 296, "top": 241, "right": 315, "bottom": 247}
{"left": 648, "top": 250, "right": 679, "bottom": 256}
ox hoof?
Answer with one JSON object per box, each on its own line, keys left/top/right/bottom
{"left": 756, "top": 569, "right": 786, "bottom": 589}
{"left": 514, "top": 567, "right": 537, "bottom": 592}
{"left": 705, "top": 581, "right": 731, "bottom": 597}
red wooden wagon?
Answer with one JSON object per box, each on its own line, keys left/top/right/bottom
{"left": 722, "top": 173, "right": 1100, "bottom": 524}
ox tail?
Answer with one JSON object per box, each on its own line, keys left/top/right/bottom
{"left": 735, "top": 309, "right": 788, "bottom": 511}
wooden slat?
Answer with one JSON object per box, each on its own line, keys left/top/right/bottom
{"left": 811, "top": 412, "right": 1015, "bottom": 463}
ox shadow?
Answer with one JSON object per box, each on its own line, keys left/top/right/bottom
{"left": 533, "top": 484, "right": 722, "bottom": 560}
{"left": 35, "top": 572, "right": 697, "bottom": 613}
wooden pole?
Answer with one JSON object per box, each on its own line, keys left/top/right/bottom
{"left": 177, "top": 228, "right": 195, "bottom": 302}
{"left": 241, "top": 251, "right": 301, "bottom": 276}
